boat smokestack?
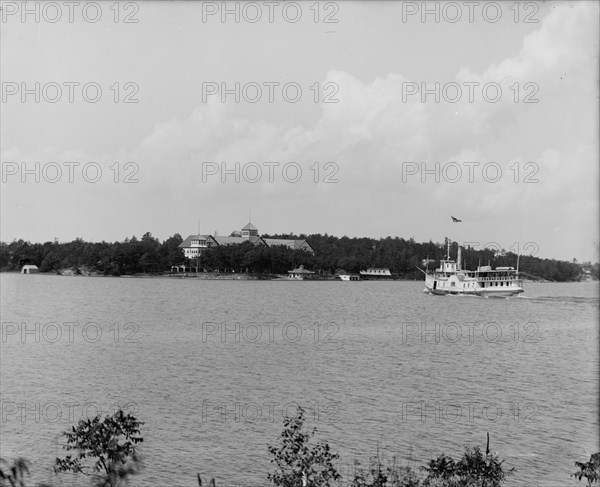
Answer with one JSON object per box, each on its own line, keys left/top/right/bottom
{"left": 457, "top": 246, "right": 462, "bottom": 271}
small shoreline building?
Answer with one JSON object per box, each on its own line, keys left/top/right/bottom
{"left": 288, "top": 265, "right": 315, "bottom": 280}
{"left": 21, "top": 265, "right": 39, "bottom": 274}
{"left": 359, "top": 268, "right": 393, "bottom": 279}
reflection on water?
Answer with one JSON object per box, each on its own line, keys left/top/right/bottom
{"left": 1, "top": 275, "right": 598, "bottom": 486}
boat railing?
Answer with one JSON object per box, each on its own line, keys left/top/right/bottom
{"left": 433, "top": 272, "right": 520, "bottom": 282}
{"left": 479, "top": 278, "right": 523, "bottom": 285}
{"left": 475, "top": 276, "right": 520, "bottom": 282}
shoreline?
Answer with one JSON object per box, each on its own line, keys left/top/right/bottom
{"left": 1, "top": 270, "right": 594, "bottom": 283}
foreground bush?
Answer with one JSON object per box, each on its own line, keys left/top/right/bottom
{"left": 421, "top": 446, "right": 513, "bottom": 487}
{"left": 348, "top": 445, "right": 511, "bottom": 487}
{"left": 266, "top": 409, "right": 511, "bottom": 487}
{"left": 267, "top": 407, "right": 341, "bottom": 486}
{"left": 571, "top": 452, "right": 600, "bottom": 485}
{"left": 2, "top": 407, "right": 598, "bottom": 486}
{"left": 54, "top": 409, "right": 144, "bottom": 487}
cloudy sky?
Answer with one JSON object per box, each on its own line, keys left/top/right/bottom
{"left": 1, "top": 1, "right": 598, "bottom": 262}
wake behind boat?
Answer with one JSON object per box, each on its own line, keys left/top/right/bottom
{"left": 420, "top": 240, "right": 524, "bottom": 297}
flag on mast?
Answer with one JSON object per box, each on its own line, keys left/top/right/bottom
{"left": 451, "top": 216, "right": 462, "bottom": 222}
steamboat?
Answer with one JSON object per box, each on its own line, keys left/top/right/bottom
{"left": 421, "top": 240, "right": 524, "bottom": 297}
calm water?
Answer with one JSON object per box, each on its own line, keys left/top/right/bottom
{"left": 1, "top": 274, "right": 598, "bottom": 486}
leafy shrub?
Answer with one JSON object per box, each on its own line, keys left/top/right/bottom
{"left": 422, "top": 446, "right": 513, "bottom": 487}
{"left": 572, "top": 453, "right": 600, "bottom": 485}
{"left": 54, "top": 409, "right": 143, "bottom": 487}
{"left": 1, "top": 458, "right": 30, "bottom": 487}
{"left": 267, "top": 407, "right": 340, "bottom": 487}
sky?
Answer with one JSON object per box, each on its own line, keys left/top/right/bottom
{"left": 1, "top": 0, "right": 599, "bottom": 262}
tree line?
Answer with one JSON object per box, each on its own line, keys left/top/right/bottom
{"left": 0, "top": 233, "right": 184, "bottom": 275}
{"left": 0, "top": 232, "right": 596, "bottom": 282}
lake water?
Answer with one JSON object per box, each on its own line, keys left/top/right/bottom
{"left": 1, "top": 274, "right": 598, "bottom": 486}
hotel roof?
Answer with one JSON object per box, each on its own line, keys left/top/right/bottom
{"left": 178, "top": 235, "right": 215, "bottom": 248}
{"left": 213, "top": 235, "right": 263, "bottom": 245}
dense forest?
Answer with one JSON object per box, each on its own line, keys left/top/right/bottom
{"left": 0, "top": 232, "right": 596, "bottom": 282}
{"left": 0, "top": 233, "right": 183, "bottom": 276}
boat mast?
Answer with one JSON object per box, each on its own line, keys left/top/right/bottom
{"left": 446, "top": 237, "right": 450, "bottom": 260}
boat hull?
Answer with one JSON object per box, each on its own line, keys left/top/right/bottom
{"left": 424, "top": 284, "right": 523, "bottom": 297}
